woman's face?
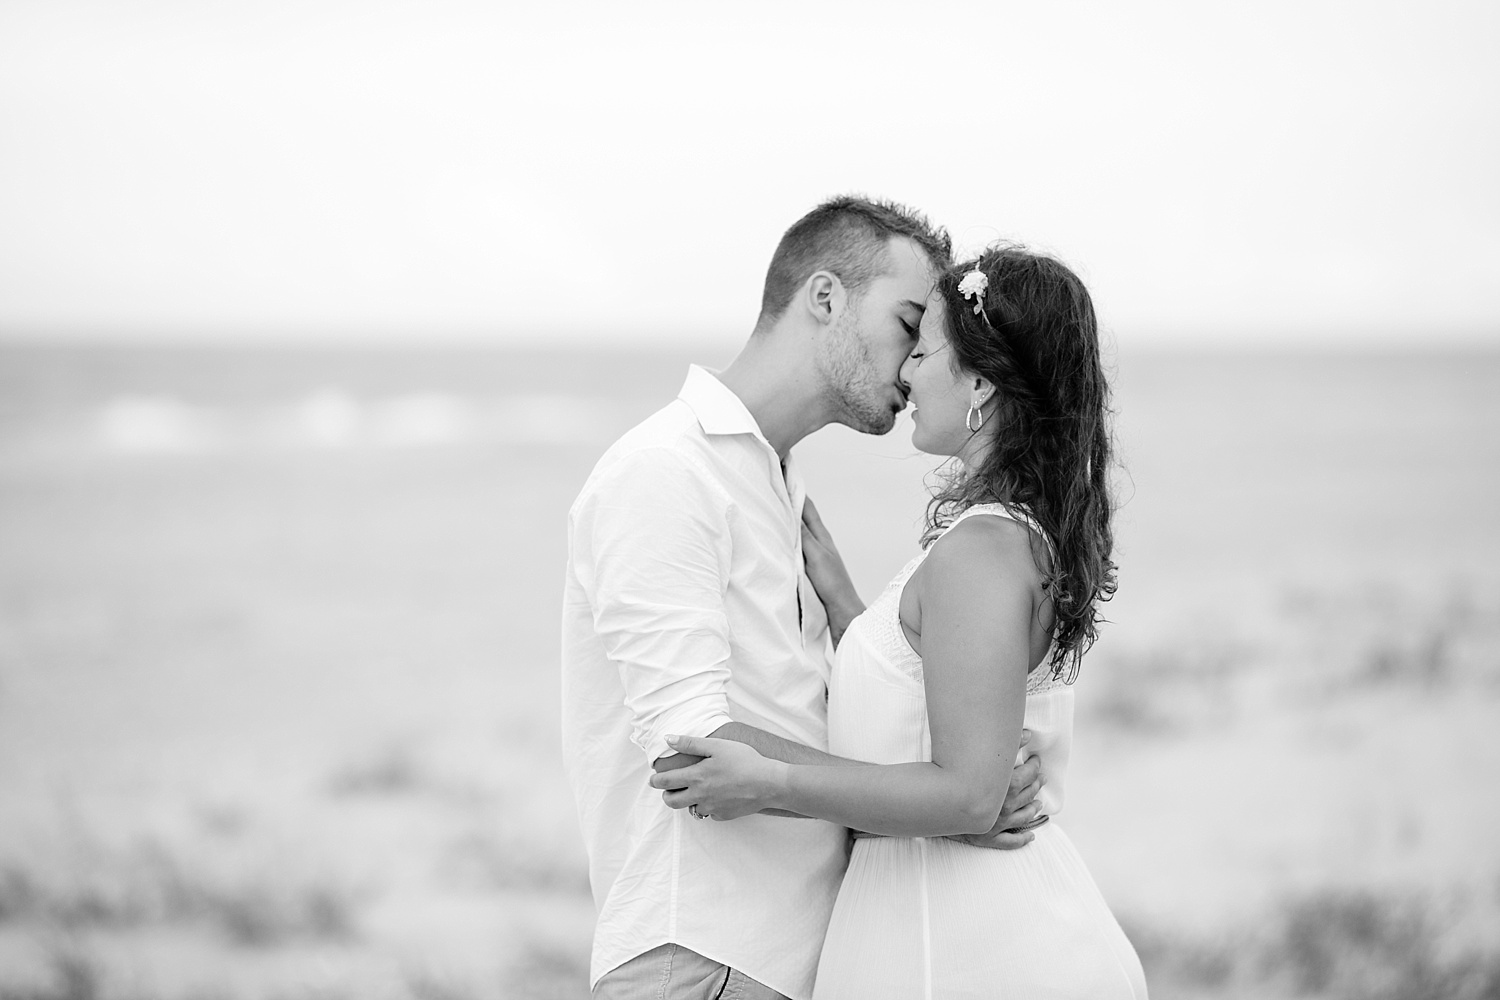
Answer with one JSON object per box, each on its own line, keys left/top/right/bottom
{"left": 899, "top": 292, "right": 987, "bottom": 458}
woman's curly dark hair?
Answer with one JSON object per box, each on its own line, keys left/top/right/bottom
{"left": 922, "top": 244, "right": 1116, "bottom": 676}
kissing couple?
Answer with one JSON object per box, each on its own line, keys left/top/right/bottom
{"left": 561, "top": 196, "right": 1147, "bottom": 999}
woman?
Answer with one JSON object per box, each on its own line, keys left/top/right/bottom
{"left": 652, "top": 246, "right": 1147, "bottom": 999}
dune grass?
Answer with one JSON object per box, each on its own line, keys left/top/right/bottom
{"left": 0, "top": 840, "right": 359, "bottom": 949}
{"left": 1129, "top": 887, "right": 1500, "bottom": 1000}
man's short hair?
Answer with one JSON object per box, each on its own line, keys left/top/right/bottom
{"left": 756, "top": 195, "right": 952, "bottom": 327}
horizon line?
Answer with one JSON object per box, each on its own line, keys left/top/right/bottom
{"left": 3, "top": 329, "right": 1499, "bottom": 357}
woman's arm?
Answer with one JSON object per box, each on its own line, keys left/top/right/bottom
{"left": 654, "top": 723, "right": 1047, "bottom": 841}
{"left": 657, "top": 517, "right": 1039, "bottom": 837}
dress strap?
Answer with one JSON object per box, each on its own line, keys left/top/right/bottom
{"left": 945, "top": 501, "right": 1019, "bottom": 529}
{"left": 941, "top": 503, "right": 1053, "bottom": 559}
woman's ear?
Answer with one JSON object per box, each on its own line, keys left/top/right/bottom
{"left": 971, "top": 376, "right": 996, "bottom": 408}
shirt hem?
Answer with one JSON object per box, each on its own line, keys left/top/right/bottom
{"left": 591, "top": 935, "right": 815, "bottom": 1000}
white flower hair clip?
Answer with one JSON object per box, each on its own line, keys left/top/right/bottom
{"left": 958, "top": 266, "right": 989, "bottom": 316}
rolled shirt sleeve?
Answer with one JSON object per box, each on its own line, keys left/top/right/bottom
{"left": 571, "top": 447, "right": 737, "bottom": 762}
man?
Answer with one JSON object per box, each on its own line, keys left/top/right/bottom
{"left": 561, "top": 196, "right": 1043, "bottom": 1000}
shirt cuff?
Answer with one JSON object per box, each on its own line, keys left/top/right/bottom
{"left": 638, "top": 709, "right": 736, "bottom": 764}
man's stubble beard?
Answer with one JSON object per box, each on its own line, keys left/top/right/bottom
{"left": 814, "top": 307, "right": 898, "bottom": 436}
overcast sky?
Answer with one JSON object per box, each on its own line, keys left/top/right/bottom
{"left": 1, "top": 0, "right": 1497, "bottom": 347}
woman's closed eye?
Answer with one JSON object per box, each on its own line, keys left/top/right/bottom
{"left": 910, "top": 340, "right": 947, "bottom": 365}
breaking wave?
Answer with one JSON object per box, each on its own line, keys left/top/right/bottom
{"left": 88, "top": 389, "right": 620, "bottom": 455}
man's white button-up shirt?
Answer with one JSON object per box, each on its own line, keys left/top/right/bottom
{"left": 561, "top": 366, "right": 848, "bottom": 1000}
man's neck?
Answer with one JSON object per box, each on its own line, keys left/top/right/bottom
{"left": 716, "top": 334, "right": 831, "bottom": 460}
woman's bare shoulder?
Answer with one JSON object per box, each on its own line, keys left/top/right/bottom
{"left": 920, "top": 514, "right": 1043, "bottom": 592}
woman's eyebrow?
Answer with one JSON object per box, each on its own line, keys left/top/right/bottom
{"left": 897, "top": 298, "right": 927, "bottom": 314}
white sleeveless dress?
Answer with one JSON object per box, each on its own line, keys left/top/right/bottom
{"left": 814, "top": 504, "right": 1148, "bottom": 1000}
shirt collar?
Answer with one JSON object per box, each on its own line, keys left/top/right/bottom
{"left": 679, "top": 364, "right": 804, "bottom": 514}
{"left": 677, "top": 365, "right": 768, "bottom": 441}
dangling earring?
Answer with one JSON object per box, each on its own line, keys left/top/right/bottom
{"left": 966, "top": 403, "right": 984, "bottom": 433}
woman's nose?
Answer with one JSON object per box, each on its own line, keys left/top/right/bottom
{"left": 898, "top": 354, "right": 917, "bottom": 388}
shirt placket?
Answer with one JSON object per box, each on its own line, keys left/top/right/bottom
{"left": 781, "top": 451, "right": 812, "bottom": 648}
{"left": 752, "top": 438, "right": 807, "bottom": 643}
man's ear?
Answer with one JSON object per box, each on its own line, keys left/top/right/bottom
{"left": 801, "top": 271, "right": 844, "bottom": 327}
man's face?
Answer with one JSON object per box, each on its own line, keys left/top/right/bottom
{"left": 814, "top": 237, "right": 937, "bottom": 435}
